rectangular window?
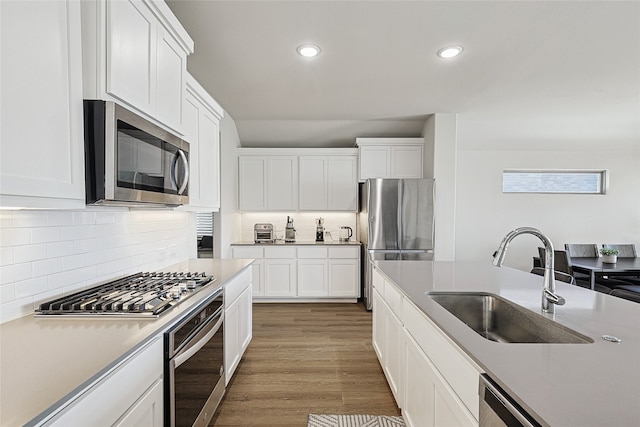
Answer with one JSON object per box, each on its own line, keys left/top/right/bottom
{"left": 196, "top": 212, "right": 214, "bottom": 237}
{"left": 502, "top": 170, "right": 607, "bottom": 194}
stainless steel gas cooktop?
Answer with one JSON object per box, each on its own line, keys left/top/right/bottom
{"left": 36, "top": 272, "right": 216, "bottom": 318}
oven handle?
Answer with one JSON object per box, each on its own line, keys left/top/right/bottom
{"left": 174, "top": 313, "right": 223, "bottom": 369}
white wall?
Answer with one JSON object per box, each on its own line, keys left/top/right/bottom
{"left": 0, "top": 208, "right": 192, "bottom": 323}
{"left": 215, "top": 113, "right": 243, "bottom": 258}
{"left": 455, "top": 133, "right": 640, "bottom": 271}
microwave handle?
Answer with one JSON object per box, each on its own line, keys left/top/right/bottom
{"left": 171, "top": 149, "right": 189, "bottom": 195}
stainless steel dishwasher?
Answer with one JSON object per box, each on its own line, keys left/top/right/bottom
{"left": 479, "top": 374, "right": 540, "bottom": 427}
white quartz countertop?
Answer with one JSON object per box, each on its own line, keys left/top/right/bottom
{"left": 0, "top": 259, "right": 253, "bottom": 427}
{"left": 231, "top": 240, "right": 361, "bottom": 246}
{"left": 373, "top": 260, "right": 640, "bottom": 427}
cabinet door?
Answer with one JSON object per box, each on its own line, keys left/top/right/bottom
{"left": 385, "top": 307, "right": 405, "bottom": 407}
{"left": 197, "top": 110, "right": 221, "bottom": 209}
{"left": 225, "top": 299, "right": 241, "bottom": 384}
{"left": 359, "top": 146, "right": 390, "bottom": 181}
{"left": 238, "top": 157, "right": 267, "bottom": 211}
{"left": 106, "top": 0, "right": 156, "bottom": 113}
{"left": 328, "top": 259, "right": 359, "bottom": 297}
{"left": 390, "top": 145, "right": 423, "bottom": 178}
{"left": 267, "top": 156, "right": 298, "bottom": 210}
{"left": 298, "top": 259, "right": 328, "bottom": 297}
{"left": 404, "top": 332, "right": 476, "bottom": 427}
{"left": 113, "top": 379, "right": 163, "bottom": 427}
{"left": 298, "top": 156, "right": 328, "bottom": 210}
{"left": 264, "top": 259, "right": 297, "bottom": 296}
{"left": 0, "top": 0, "right": 85, "bottom": 208}
{"left": 156, "top": 26, "right": 185, "bottom": 132}
{"left": 250, "top": 260, "right": 265, "bottom": 297}
{"left": 328, "top": 156, "right": 358, "bottom": 211}
{"left": 372, "top": 289, "right": 385, "bottom": 363}
{"left": 238, "top": 287, "right": 253, "bottom": 353}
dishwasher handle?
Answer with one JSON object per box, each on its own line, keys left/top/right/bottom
{"left": 479, "top": 374, "right": 539, "bottom": 427}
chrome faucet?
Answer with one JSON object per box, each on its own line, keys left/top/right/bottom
{"left": 492, "top": 227, "right": 566, "bottom": 314}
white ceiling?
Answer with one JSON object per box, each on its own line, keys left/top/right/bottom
{"left": 166, "top": 1, "right": 640, "bottom": 149}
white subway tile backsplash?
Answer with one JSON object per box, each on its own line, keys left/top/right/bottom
{"left": 47, "top": 241, "right": 76, "bottom": 257}
{"left": 0, "top": 247, "right": 14, "bottom": 266}
{"left": 0, "top": 208, "right": 192, "bottom": 323}
{"left": 1, "top": 228, "right": 31, "bottom": 247}
{"left": 12, "top": 211, "right": 48, "bottom": 228}
{"left": 14, "top": 277, "right": 48, "bottom": 299}
{"left": 0, "top": 263, "right": 32, "bottom": 285}
{"left": 14, "top": 244, "right": 48, "bottom": 263}
{"left": 1, "top": 283, "right": 16, "bottom": 303}
{"left": 33, "top": 257, "right": 64, "bottom": 277}
{"left": 0, "top": 212, "right": 13, "bottom": 229}
{"left": 31, "top": 227, "right": 62, "bottom": 244}
{"left": 47, "top": 270, "right": 77, "bottom": 290}
{"left": 46, "top": 211, "right": 75, "bottom": 226}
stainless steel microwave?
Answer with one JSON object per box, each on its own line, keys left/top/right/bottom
{"left": 84, "top": 100, "right": 189, "bottom": 207}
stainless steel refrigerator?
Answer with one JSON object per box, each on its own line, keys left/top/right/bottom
{"left": 358, "top": 178, "right": 435, "bottom": 310}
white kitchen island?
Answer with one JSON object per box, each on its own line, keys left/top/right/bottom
{"left": 372, "top": 260, "right": 640, "bottom": 427}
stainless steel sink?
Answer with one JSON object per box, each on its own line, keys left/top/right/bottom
{"left": 427, "top": 292, "right": 593, "bottom": 344}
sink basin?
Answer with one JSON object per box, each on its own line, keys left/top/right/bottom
{"left": 427, "top": 292, "right": 593, "bottom": 344}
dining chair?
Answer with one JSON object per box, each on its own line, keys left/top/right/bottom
{"left": 564, "top": 244, "right": 599, "bottom": 258}
{"left": 602, "top": 244, "right": 637, "bottom": 258}
{"left": 538, "top": 248, "right": 596, "bottom": 288}
{"left": 530, "top": 267, "right": 575, "bottom": 284}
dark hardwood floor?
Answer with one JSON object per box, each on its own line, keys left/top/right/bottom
{"left": 209, "top": 303, "right": 400, "bottom": 426}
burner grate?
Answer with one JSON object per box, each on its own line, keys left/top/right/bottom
{"left": 37, "top": 272, "right": 215, "bottom": 317}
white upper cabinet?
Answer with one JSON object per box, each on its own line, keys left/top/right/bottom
{"left": 267, "top": 157, "right": 298, "bottom": 210}
{"left": 0, "top": 0, "right": 85, "bottom": 209}
{"left": 299, "top": 155, "right": 358, "bottom": 211}
{"left": 181, "top": 74, "right": 224, "bottom": 211}
{"left": 327, "top": 156, "right": 358, "bottom": 211}
{"left": 81, "top": 0, "right": 194, "bottom": 134}
{"left": 357, "top": 138, "right": 424, "bottom": 181}
{"left": 238, "top": 154, "right": 298, "bottom": 211}
{"left": 239, "top": 149, "right": 358, "bottom": 212}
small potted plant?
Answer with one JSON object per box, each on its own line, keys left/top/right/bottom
{"left": 600, "top": 248, "right": 619, "bottom": 263}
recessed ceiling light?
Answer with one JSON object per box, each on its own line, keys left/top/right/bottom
{"left": 297, "top": 44, "right": 321, "bottom": 58}
{"left": 437, "top": 46, "right": 463, "bottom": 59}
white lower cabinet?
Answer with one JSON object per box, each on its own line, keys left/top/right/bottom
{"left": 371, "top": 276, "right": 404, "bottom": 408}
{"left": 44, "top": 338, "right": 163, "bottom": 427}
{"left": 264, "top": 259, "right": 297, "bottom": 297}
{"left": 403, "top": 332, "right": 476, "bottom": 427}
{"left": 371, "top": 266, "right": 482, "bottom": 427}
{"left": 224, "top": 268, "right": 253, "bottom": 385}
{"left": 231, "top": 245, "right": 360, "bottom": 299}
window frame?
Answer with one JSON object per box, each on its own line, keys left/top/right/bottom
{"left": 501, "top": 169, "right": 608, "bottom": 195}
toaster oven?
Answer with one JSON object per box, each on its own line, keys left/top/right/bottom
{"left": 254, "top": 223, "right": 275, "bottom": 243}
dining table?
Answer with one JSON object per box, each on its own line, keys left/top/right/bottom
{"left": 569, "top": 257, "right": 640, "bottom": 290}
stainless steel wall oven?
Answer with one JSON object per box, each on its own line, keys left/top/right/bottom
{"left": 164, "top": 288, "right": 224, "bottom": 427}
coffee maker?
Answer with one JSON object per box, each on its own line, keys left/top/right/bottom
{"left": 315, "top": 218, "right": 324, "bottom": 242}
{"left": 285, "top": 216, "right": 296, "bottom": 242}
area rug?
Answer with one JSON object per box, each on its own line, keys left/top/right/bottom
{"left": 307, "top": 414, "right": 405, "bottom": 427}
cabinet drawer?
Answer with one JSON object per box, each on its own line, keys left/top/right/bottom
{"left": 225, "top": 267, "right": 252, "bottom": 307}
{"left": 383, "top": 280, "right": 403, "bottom": 320}
{"left": 264, "top": 246, "right": 297, "bottom": 259}
{"left": 46, "top": 338, "right": 162, "bottom": 426}
{"left": 328, "top": 246, "right": 359, "bottom": 259}
{"left": 298, "top": 247, "right": 328, "bottom": 259}
{"left": 232, "top": 246, "right": 264, "bottom": 259}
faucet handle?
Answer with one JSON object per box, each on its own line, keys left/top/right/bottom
{"left": 544, "top": 289, "right": 566, "bottom": 306}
